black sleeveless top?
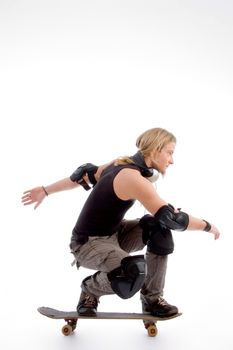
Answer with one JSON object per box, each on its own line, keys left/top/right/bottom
{"left": 70, "top": 163, "right": 138, "bottom": 245}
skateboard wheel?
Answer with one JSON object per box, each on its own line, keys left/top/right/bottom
{"left": 146, "top": 324, "right": 158, "bottom": 337}
{"left": 62, "top": 324, "right": 73, "bottom": 336}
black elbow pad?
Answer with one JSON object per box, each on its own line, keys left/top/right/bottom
{"left": 70, "top": 163, "right": 98, "bottom": 190}
{"left": 154, "top": 204, "right": 189, "bottom": 231}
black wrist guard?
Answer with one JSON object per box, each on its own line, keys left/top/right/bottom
{"left": 70, "top": 163, "right": 98, "bottom": 190}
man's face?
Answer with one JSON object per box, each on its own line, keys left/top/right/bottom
{"left": 151, "top": 142, "right": 176, "bottom": 175}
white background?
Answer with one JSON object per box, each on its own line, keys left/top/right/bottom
{"left": 0, "top": 1, "right": 233, "bottom": 349}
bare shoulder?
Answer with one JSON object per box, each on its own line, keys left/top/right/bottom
{"left": 115, "top": 167, "right": 145, "bottom": 182}
{"left": 114, "top": 168, "right": 166, "bottom": 213}
{"left": 113, "top": 168, "right": 154, "bottom": 200}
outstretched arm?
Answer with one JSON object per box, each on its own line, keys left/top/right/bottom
{"left": 114, "top": 168, "right": 221, "bottom": 241}
{"left": 21, "top": 160, "right": 114, "bottom": 209}
{"left": 21, "top": 177, "right": 79, "bottom": 209}
{"left": 187, "top": 215, "right": 220, "bottom": 240}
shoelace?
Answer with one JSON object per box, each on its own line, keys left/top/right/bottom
{"left": 83, "top": 295, "right": 98, "bottom": 307}
{"left": 157, "top": 297, "right": 168, "bottom": 306}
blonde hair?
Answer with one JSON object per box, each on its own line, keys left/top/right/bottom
{"left": 115, "top": 127, "right": 176, "bottom": 166}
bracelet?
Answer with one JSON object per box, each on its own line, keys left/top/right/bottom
{"left": 202, "top": 220, "right": 211, "bottom": 232}
{"left": 42, "top": 186, "right": 48, "bottom": 196}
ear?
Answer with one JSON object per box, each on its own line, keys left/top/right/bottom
{"left": 150, "top": 148, "right": 159, "bottom": 159}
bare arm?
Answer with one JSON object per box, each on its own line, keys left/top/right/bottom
{"left": 21, "top": 177, "right": 80, "bottom": 209}
{"left": 187, "top": 215, "right": 220, "bottom": 240}
{"left": 114, "top": 168, "right": 168, "bottom": 212}
{"left": 21, "top": 160, "right": 114, "bottom": 210}
{"left": 114, "top": 168, "right": 220, "bottom": 240}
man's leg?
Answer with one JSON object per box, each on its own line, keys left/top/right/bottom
{"left": 140, "top": 251, "right": 178, "bottom": 317}
{"left": 118, "top": 219, "right": 178, "bottom": 317}
{"left": 73, "top": 234, "right": 145, "bottom": 315}
{"left": 141, "top": 251, "right": 168, "bottom": 300}
{"left": 117, "top": 219, "right": 145, "bottom": 252}
{"left": 74, "top": 234, "right": 127, "bottom": 307}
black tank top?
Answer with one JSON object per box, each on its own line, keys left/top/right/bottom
{"left": 71, "top": 163, "right": 138, "bottom": 245}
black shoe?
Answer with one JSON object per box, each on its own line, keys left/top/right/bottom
{"left": 77, "top": 291, "right": 99, "bottom": 316}
{"left": 142, "top": 295, "right": 178, "bottom": 318}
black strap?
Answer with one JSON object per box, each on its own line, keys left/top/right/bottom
{"left": 78, "top": 178, "right": 91, "bottom": 191}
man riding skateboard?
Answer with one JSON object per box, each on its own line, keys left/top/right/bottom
{"left": 22, "top": 127, "right": 220, "bottom": 319}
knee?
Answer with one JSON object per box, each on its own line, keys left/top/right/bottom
{"left": 140, "top": 215, "right": 174, "bottom": 255}
{"left": 107, "top": 255, "right": 146, "bottom": 299}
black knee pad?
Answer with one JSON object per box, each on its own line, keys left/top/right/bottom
{"left": 107, "top": 255, "right": 146, "bottom": 299}
{"left": 147, "top": 225, "right": 174, "bottom": 255}
{"left": 140, "top": 214, "right": 174, "bottom": 255}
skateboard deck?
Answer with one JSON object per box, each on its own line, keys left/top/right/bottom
{"left": 38, "top": 306, "right": 182, "bottom": 337}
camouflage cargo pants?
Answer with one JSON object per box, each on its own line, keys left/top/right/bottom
{"left": 72, "top": 219, "right": 168, "bottom": 302}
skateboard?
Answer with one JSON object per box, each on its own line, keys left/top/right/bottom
{"left": 38, "top": 306, "right": 182, "bottom": 337}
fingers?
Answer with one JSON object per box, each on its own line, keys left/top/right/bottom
{"left": 34, "top": 201, "right": 42, "bottom": 210}
{"left": 22, "top": 189, "right": 32, "bottom": 198}
{"left": 21, "top": 194, "right": 31, "bottom": 201}
{"left": 21, "top": 190, "right": 37, "bottom": 205}
{"left": 212, "top": 228, "right": 220, "bottom": 240}
{"left": 21, "top": 192, "right": 33, "bottom": 204}
{"left": 21, "top": 187, "right": 44, "bottom": 209}
{"left": 214, "top": 232, "right": 220, "bottom": 240}
{"left": 21, "top": 198, "right": 33, "bottom": 204}
{"left": 23, "top": 190, "right": 32, "bottom": 194}
{"left": 22, "top": 197, "right": 41, "bottom": 209}
{"left": 22, "top": 200, "right": 34, "bottom": 206}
